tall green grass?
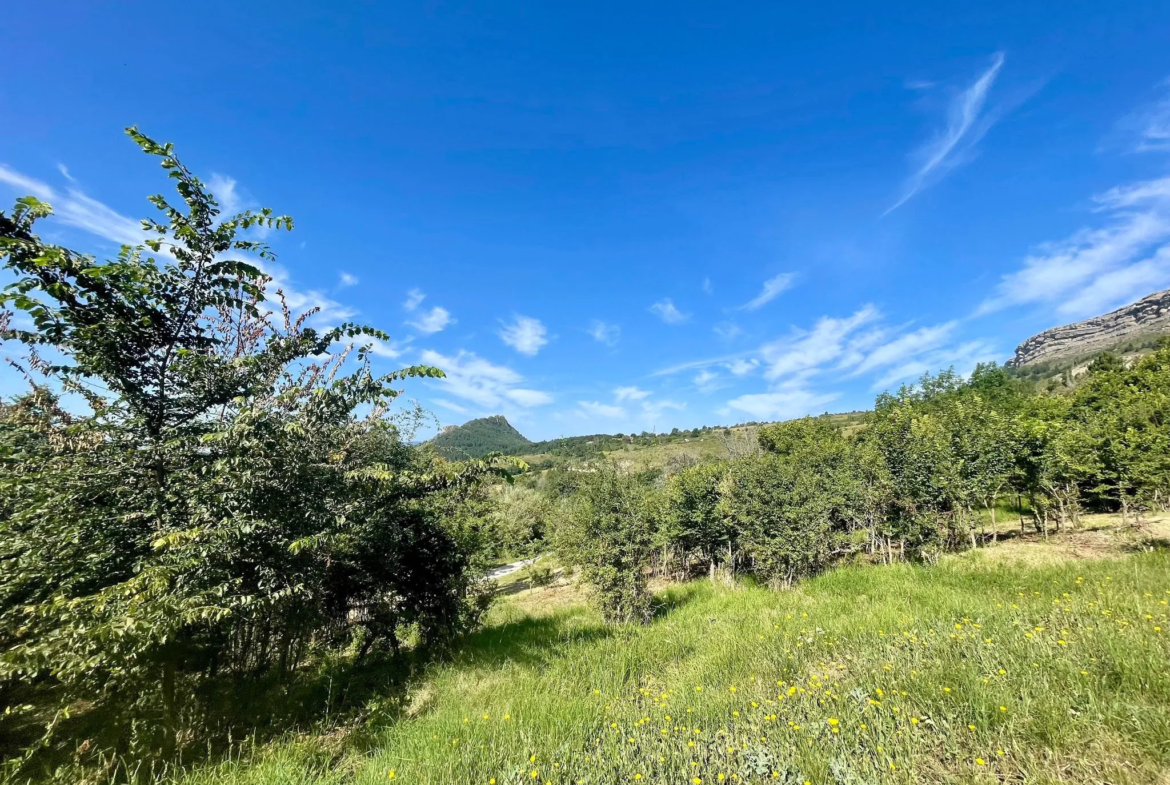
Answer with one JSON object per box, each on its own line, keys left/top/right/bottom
{"left": 177, "top": 550, "right": 1170, "bottom": 785}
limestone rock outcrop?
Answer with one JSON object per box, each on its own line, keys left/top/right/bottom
{"left": 1007, "top": 288, "right": 1170, "bottom": 367}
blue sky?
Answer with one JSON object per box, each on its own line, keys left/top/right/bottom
{"left": 3, "top": 1, "right": 1170, "bottom": 440}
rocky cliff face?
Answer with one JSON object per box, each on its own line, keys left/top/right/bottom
{"left": 1007, "top": 288, "right": 1170, "bottom": 367}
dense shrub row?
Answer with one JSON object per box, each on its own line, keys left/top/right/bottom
{"left": 556, "top": 350, "right": 1170, "bottom": 621}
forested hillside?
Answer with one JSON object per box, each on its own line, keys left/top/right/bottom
{"left": 431, "top": 415, "right": 533, "bottom": 458}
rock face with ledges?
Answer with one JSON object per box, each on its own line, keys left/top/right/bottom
{"left": 1007, "top": 288, "right": 1170, "bottom": 367}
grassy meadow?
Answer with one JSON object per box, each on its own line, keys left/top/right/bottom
{"left": 175, "top": 516, "right": 1170, "bottom": 785}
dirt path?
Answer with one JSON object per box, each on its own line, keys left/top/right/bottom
{"left": 486, "top": 556, "right": 538, "bottom": 581}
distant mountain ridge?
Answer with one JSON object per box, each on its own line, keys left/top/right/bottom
{"left": 1007, "top": 288, "right": 1170, "bottom": 368}
{"left": 430, "top": 415, "right": 533, "bottom": 460}
{"left": 430, "top": 294, "right": 1170, "bottom": 457}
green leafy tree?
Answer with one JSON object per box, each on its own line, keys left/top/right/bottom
{"left": 1087, "top": 351, "right": 1125, "bottom": 376}
{"left": 869, "top": 390, "right": 961, "bottom": 551}
{"left": 1068, "top": 342, "right": 1170, "bottom": 520}
{"left": 720, "top": 454, "right": 836, "bottom": 587}
{"left": 0, "top": 128, "right": 503, "bottom": 772}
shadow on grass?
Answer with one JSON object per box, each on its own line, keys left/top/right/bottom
{"left": 2, "top": 600, "right": 634, "bottom": 780}
{"left": 651, "top": 581, "right": 707, "bottom": 620}
{"left": 451, "top": 613, "right": 613, "bottom": 672}
{"left": 495, "top": 577, "right": 532, "bottom": 595}
{"left": 7, "top": 578, "right": 703, "bottom": 779}
{"left": 447, "top": 579, "right": 705, "bottom": 672}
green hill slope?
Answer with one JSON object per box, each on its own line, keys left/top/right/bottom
{"left": 430, "top": 415, "right": 533, "bottom": 459}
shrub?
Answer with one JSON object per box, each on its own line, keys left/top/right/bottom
{"left": 656, "top": 462, "right": 732, "bottom": 577}
{"left": 723, "top": 418, "right": 887, "bottom": 585}
{"left": 489, "top": 484, "right": 552, "bottom": 557}
{"left": 554, "top": 468, "right": 653, "bottom": 623}
{"left": 721, "top": 455, "right": 838, "bottom": 586}
{"left": 524, "top": 564, "right": 555, "bottom": 587}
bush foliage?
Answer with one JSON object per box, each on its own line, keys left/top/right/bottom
{"left": 0, "top": 129, "right": 505, "bottom": 777}
{"left": 553, "top": 347, "right": 1170, "bottom": 614}
{"left": 554, "top": 468, "right": 654, "bottom": 624}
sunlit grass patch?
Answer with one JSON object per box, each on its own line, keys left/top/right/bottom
{"left": 175, "top": 546, "right": 1170, "bottom": 785}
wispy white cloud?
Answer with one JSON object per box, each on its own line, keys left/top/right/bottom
{"left": 578, "top": 400, "right": 626, "bottom": 418}
{"left": 714, "top": 322, "right": 743, "bottom": 340}
{"left": 641, "top": 398, "right": 686, "bottom": 417}
{"left": 409, "top": 306, "right": 454, "bottom": 335}
{"left": 656, "top": 305, "right": 974, "bottom": 395}
{"left": 207, "top": 173, "right": 242, "bottom": 216}
{"left": 761, "top": 305, "right": 880, "bottom": 381}
{"left": 0, "top": 163, "right": 355, "bottom": 325}
{"left": 693, "top": 369, "right": 723, "bottom": 393}
{"left": 702, "top": 277, "right": 713, "bottom": 295}
{"left": 886, "top": 51, "right": 1006, "bottom": 214}
{"left": 650, "top": 298, "right": 689, "bottom": 324}
{"left": 614, "top": 386, "right": 651, "bottom": 402}
{"left": 1117, "top": 79, "right": 1170, "bottom": 153}
{"left": 658, "top": 302, "right": 994, "bottom": 421}
{"left": 508, "top": 388, "right": 556, "bottom": 407}
{"left": 727, "top": 384, "right": 839, "bottom": 421}
{"left": 870, "top": 339, "right": 999, "bottom": 392}
{"left": 419, "top": 349, "right": 552, "bottom": 411}
{"left": 904, "top": 78, "right": 937, "bottom": 91}
{"left": 0, "top": 165, "right": 145, "bottom": 248}
{"left": 205, "top": 173, "right": 274, "bottom": 238}
{"left": 847, "top": 321, "right": 957, "bottom": 377}
{"left": 56, "top": 163, "right": 75, "bottom": 183}
{"left": 0, "top": 164, "right": 54, "bottom": 200}
{"left": 573, "top": 390, "right": 685, "bottom": 427}
{"left": 726, "top": 358, "right": 759, "bottom": 376}
{"left": 361, "top": 336, "right": 412, "bottom": 359}
{"left": 268, "top": 277, "right": 356, "bottom": 326}
{"left": 588, "top": 319, "right": 620, "bottom": 346}
{"left": 651, "top": 350, "right": 752, "bottom": 378}
{"left": 403, "top": 288, "right": 426, "bottom": 311}
{"left": 499, "top": 315, "right": 548, "bottom": 356}
{"left": 433, "top": 398, "right": 469, "bottom": 414}
{"left": 977, "top": 175, "right": 1170, "bottom": 318}
{"left": 1059, "top": 247, "right": 1170, "bottom": 316}
{"left": 740, "top": 273, "right": 796, "bottom": 310}
{"left": 338, "top": 271, "right": 359, "bottom": 287}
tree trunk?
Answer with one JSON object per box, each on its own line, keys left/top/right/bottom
{"left": 162, "top": 657, "right": 177, "bottom": 759}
